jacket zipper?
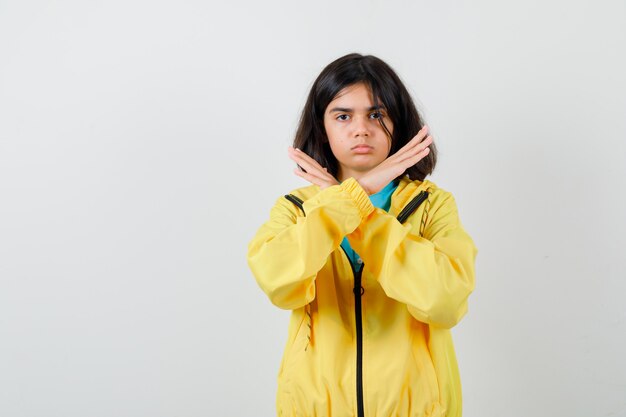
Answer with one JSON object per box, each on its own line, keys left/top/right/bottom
{"left": 340, "top": 245, "right": 365, "bottom": 417}
{"left": 283, "top": 187, "right": 430, "bottom": 417}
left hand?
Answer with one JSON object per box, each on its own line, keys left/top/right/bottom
{"left": 288, "top": 146, "right": 339, "bottom": 190}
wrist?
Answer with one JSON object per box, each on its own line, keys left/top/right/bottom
{"left": 340, "top": 177, "right": 375, "bottom": 219}
{"left": 356, "top": 179, "right": 372, "bottom": 195}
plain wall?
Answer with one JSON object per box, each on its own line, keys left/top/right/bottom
{"left": 1, "top": 0, "right": 625, "bottom": 416}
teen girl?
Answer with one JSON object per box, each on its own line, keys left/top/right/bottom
{"left": 247, "top": 53, "right": 478, "bottom": 417}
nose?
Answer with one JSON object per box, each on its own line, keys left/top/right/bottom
{"left": 352, "top": 115, "right": 371, "bottom": 137}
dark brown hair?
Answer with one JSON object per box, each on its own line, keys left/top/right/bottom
{"left": 293, "top": 53, "right": 437, "bottom": 182}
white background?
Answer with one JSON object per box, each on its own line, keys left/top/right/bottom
{"left": 1, "top": 1, "right": 625, "bottom": 416}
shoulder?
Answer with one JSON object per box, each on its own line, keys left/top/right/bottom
{"left": 284, "top": 183, "right": 321, "bottom": 201}
{"left": 397, "top": 177, "right": 463, "bottom": 226}
{"left": 265, "top": 183, "right": 319, "bottom": 222}
{"left": 395, "top": 176, "right": 454, "bottom": 206}
{"left": 394, "top": 178, "right": 469, "bottom": 241}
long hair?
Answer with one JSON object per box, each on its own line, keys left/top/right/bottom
{"left": 293, "top": 53, "right": 437, "bottom": 181}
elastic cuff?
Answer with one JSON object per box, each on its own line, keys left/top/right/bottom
{"left": 341, "top": 177, "right": 375, "bottom": 219}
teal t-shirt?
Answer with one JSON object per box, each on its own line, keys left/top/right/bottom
{"left": 340, "top": 179, "right": 399, "bottom": 269}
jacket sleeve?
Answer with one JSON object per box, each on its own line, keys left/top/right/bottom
{"left": 247, "top": 177, "right": 375, "bottom": 310}
{"left": 346, "top": 183, "right": 478, "bottom": 329}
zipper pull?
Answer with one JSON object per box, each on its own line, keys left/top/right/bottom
{"left": 353, "top": 262, "right": 365, "bottom": 296}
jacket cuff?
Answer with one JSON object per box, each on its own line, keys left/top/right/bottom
{"left": 341, "top": 177, "right": 375, "bottom": 220}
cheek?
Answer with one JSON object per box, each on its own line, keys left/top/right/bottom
{"left": 324, "top": 122, "right": 340, "bottom": 144}
{"left": 381, "top": 133, "right": 392, "bottom": 155}
{"left": 377, "top": 120, "right": 393, "bottom": 153}
{"left": 324, "top": 122, "right": 338, "bottom": 137}
{"left": 325, "top": 127, "right": 344, "bottom": 147}
{"left": 328, "top": 138, "right": 346, "bottom": 155}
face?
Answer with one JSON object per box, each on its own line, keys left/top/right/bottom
{"left": 323, "top": 82, "right": 394, "bottom": 182}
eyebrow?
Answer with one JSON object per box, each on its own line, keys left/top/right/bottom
{"left": 329, "top": 105, "right": 386, "bottom": 113}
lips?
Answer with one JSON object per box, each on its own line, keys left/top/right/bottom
{"left": 352, "top": 144, "right": 373, "bottom": 154}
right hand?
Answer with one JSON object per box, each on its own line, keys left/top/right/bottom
{"left": 358, "top": 126, "right": 433, "bottom": 195}
{"left": 288, "top": 146, "right": 340, "bottom": 190}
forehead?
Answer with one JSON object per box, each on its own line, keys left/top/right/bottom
{"left": 325, "top": 83, "right": 387, "bottom": 114}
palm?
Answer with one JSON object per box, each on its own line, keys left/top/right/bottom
{"left": 287, "top": 147, "right": 340, "bottom": 190}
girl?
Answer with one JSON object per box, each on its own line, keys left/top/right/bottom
{"left": 247, "top": 53, "right": 478, "bottom": 417}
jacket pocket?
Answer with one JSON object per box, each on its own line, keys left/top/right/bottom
{"left": 279, "top": 308, "right": 307, "bottom": 381}
{"left": 409, "top": 324, "right": 441, "bottom": 407}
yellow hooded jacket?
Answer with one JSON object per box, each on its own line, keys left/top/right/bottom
{"left": 247, "top": 176, "right": 478, "bottom": 417}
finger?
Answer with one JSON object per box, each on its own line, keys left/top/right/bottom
{"left": 288, "top": 147, "right": 338, "bottom": 184}
{"left": 292, "top": 148, "right": 327, "bottom": 171}
{"left": 289, "top": 156, "right": 328, "bottom": 182}
{"left": 289, "top": 158, "right": 333, "bottom": 184}
{"left": 289, "top": 150, "right": 331, "bottom": 181}
{"left": 293, "top": 168, "right": 326, "bottom": 187}
{"left": 400, "top": 146, "right": 431, "bottom": 170}
{"left": 399, "top": 130, "right": 430, "bottom": 157}
{"left": 293, "top": 166, "right": 338, "bottom": 189}
{"left": 396, "top": 126, "right": 430, "bottom": 156}
{"left": 395, "top": 135, "right": 432, "bottom": 164}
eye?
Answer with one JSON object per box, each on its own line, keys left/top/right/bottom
{"left": 336, "top": 114, "right": 350, "bottom": 121}
{"left": 370, "top": 111, "right": 384, "bottom": 119}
